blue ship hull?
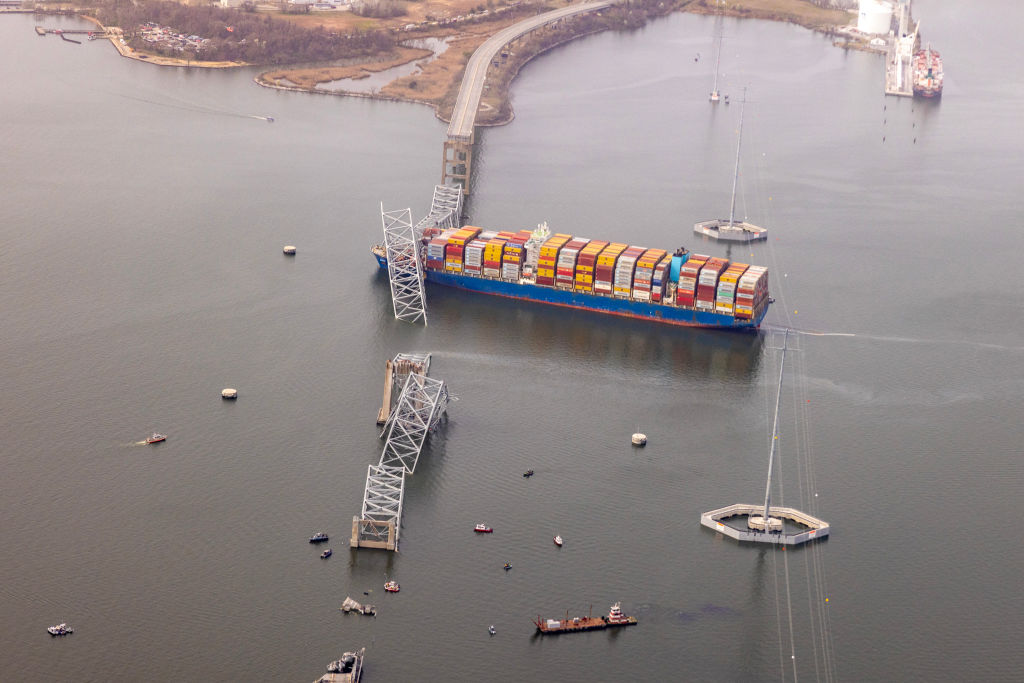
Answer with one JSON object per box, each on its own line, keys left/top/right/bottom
{"left": 424, "top": 270, "right": 766, "bottom": 330}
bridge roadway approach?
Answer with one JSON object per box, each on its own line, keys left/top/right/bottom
{"left": 442, "top": 0, "right": 613, "bottom": 194}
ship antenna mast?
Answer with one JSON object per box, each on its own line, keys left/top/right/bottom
{"left": 727, "top": 87, "right": 747, "bottom": 228}
{"left": 760, "top": 328, "right": 788, "bottom": 531}
{"left": 712, "top": 32, "right": 723, "bottom": 96}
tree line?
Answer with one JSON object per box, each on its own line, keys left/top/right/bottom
{"left": 92, "top": 0, "right": 395, "bottom": 64}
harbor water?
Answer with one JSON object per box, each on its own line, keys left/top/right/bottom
{"left": 2, "top": 1, "right": 1023, "bottom": 680}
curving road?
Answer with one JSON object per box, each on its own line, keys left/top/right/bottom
{"left": 446, "top": 1, "right": 613, "bottom": 141}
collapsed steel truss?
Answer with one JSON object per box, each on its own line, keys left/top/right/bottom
{"left": 381, "top": 205, "right": 427, "bottom": 325}
{"left": 413, "top": 184, "right": 463, "bottom": 235}
{"left": 379, "top": 373, "right": 450, "bottom": 474}
{"left": 354, "top": 358, "right": 450, "bottom": 550}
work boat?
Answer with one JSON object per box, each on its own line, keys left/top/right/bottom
{"left": 694, "top": 89, "right": 768, "bottom": 243}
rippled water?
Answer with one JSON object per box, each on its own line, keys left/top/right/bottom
{"left": 2, "top": 2, "right": 1023, "bottom": 680}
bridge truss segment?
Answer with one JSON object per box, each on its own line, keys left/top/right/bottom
{"left": 381, "top": 205, "right": 427, "bottom": 325}
{"left": 351, "top": 464, "right": 405, "bottom": 550}
{"left": 414, "top": 184, "right": 463, "bottom": 235}
{"left": 379, "top": 372, "right": 450, "bottom": 474}
{"left": 353, "top": 357, "right": 451, "bottom": 551}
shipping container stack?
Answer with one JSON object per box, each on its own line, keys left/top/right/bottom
{"left": 594, "top": 243, "right": 628, "bottom": 294}
{"left": 715, "top": 262, "right": 749, "bottom": 315}
{"left": 573, "top": 240, "right": 609, "bottom": 292}
{"left": 676, "top": 254, "right": 709, "bottom": 308}
{"left": 556, "top": 238, "right": 590, "bottom": 289}
{"left": 734, "top": 266, "right": 769, "bottom": 320}
{"left": 445, "top": 226, "right": 482, "bottom": 273}
{"left": 631, "top": 248, "right": 667, "bottom": 302}
{"left": 695, "top": 257, "right": 729, "bottom": 311}
{"left": 651, "top": 255, "right": 672, "bottom": 303}
{"left": 425, "top": 236, "right": 448, "bottom": 271}
{"left": 536, "top": 233, "right": 573, "bottom": 287}
{"left": 614, "top": 246, "right": 647, "bottom": 298}
{"left": 501, "top": 230, "right": 531, "bottom": 282}
{"left": 483, "top": 238, "right": 507, "bottom": 278}
{"left": 463, "top": 238, "right": 487, "bottom": 276}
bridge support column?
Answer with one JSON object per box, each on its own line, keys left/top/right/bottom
{"left": 442, "top": 135, "right": 474, "bottom": 196}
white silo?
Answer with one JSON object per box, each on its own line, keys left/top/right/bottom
{"left": 858, "top": 0, "right": 894, "bottom": 35}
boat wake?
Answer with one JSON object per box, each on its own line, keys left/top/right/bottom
{"left": 768, "top": 324, "right": 1024, "bottom": 353}
{"left": 109, "top": 88, "right": 273, "bottom": 122}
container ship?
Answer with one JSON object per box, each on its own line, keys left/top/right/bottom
{"left": 912, "top": 44, "right": 943, "bottom": 98}
{"left": 373, "top": 223, "right": 771, "bottom": 330}
{"left": 534, "top": 602, "right": 637, "bottom": 635}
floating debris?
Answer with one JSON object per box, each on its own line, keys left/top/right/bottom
{"left": 340, "top": 596, "right": 376, "bottom": 616}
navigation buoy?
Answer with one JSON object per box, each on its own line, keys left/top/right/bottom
{"left": 221, "top": 388, "right": 238, "bottom": 399}
{"left": 283, "top": 245, "right": 296, "bottom": 255}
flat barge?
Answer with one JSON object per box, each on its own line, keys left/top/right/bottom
{"left": 534, "top": 602, "right": 637, "bottom": 635}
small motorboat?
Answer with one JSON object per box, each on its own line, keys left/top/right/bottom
{"left": 553, "top": 535, "right": 563, "bottom": 547}
{"left": 384, "top": 580, "right": 400, "bottom": 593}
{"left": 146, "top": 433, "right": 166, "bottom": 444}
{"left": 474, "top": 524, "right": 493, "bottom": 533}
{"left": 47, "top": 623, "right": 73, "bottom": 636}
{"left": 488, "top": 625, "right": 496, "bottom": 636}
{"left": 320, "top": 548, "right": 332, "bottom": 559}
{"left": 523, "top": 469, "right": 534, "bottom": 477}
{"left": 631, "top": 432, "right": 647, "bottom": 446}
{"left": 309, "top": 532, "right": 329, "bottom": 543}
{"left": 503, "top": 562, "right": 512, "bottom": 571}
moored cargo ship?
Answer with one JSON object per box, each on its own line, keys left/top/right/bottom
{"left": 912, "top": 44, "right": 943, "bottom": 98}
{"left": 534, "top": 602, "right": 637, "bottom": 634}
{"left": 375, "top": 223, "right": 771, "bottom": 330}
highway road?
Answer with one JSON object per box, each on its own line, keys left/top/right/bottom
{"left": 446, "top": 1, "right": 614, "bottom": 140}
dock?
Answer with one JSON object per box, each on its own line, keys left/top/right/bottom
{"left": 884, "top": 3, "right": 918, "bottom": 97}
{"left": 35, "top": 26, "right": 113, "bottom": 38}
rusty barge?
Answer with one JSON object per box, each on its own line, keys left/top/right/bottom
{"left": 534, "top": 602, "right": 637, "bottom": 635}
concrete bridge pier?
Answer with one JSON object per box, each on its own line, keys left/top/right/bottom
{"left": 442, "top": 134, "right": 474, "bottom": 195}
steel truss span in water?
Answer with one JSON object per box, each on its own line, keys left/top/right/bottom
{"left": 381, "top": 205, "right": 428, "bottom": 325}
{"left": 352, "top": 355, "right": 450, "bottom": 551}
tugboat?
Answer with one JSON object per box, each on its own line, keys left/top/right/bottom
{"left": 146, "top": 433, "right": 166, "bottom": 444}
{"left": 474, "top": 524, "right": 493, "bottom": 533}
{"left": 47, "top": 623, "right": 74, "bottom": 636}
{"left": 523, "top": 469, "right": 534, "bottom": 477}
{"left": 384, "top": 580, "right": 400, "bottom": 593}
{"left": 320, "top": 548, "right": 333, "bottom": 559}
{"left": 309, "top": 532, "right": 329, "bottom": 543}
{"left": 553, "top": 535, "right": 563, "bottom": 547}
{"left": 321, "top": 647, "right": 365, "bottom": 683}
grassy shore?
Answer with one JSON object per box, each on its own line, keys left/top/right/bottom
{"left": 50, "top": 0, "right": 853, "bottom": 117}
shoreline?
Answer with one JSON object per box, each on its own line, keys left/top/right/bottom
{"left": 36, "top": 1, "right": 859, "bottom": 118}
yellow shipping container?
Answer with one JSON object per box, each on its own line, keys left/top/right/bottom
{"left": 637, "top": 249, "right": 667, "bottom": 270}
{"left": 597, "top": 243, "right": 628, "bottom": 267}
